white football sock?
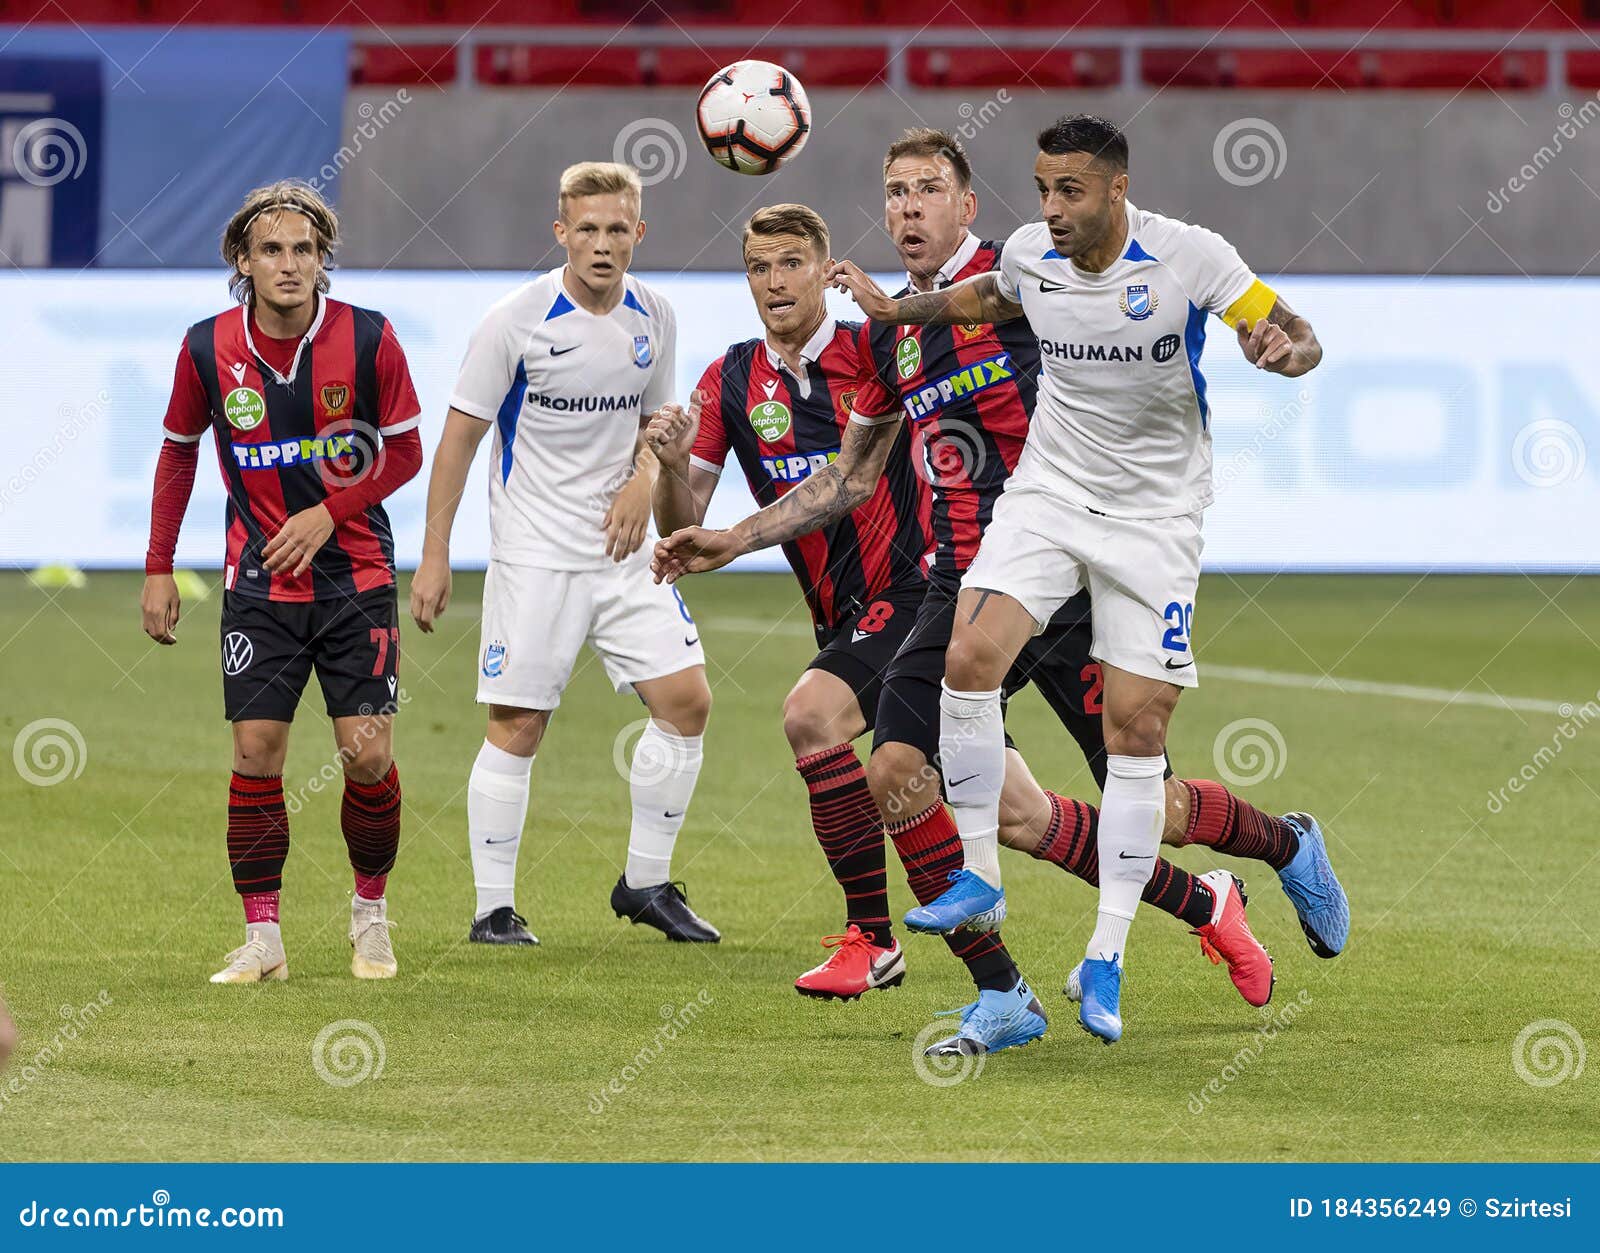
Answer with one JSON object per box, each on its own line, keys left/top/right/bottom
{"left": 468, "top": 739, "right": 533, "bottom": 919}
{"left": 625, "top": 721, "right": 704, "bottom": 889}
{"left": 1089, "top": 753, "right": 1166, "bottom": 965}
{"left": 938, "top": 682, "right": 1006, "bottom": 889}
{"left": 247, "top": 921, "right": 282, "bottom": 951}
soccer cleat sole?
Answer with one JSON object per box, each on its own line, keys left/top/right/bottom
{"left": 615, "top": 911, "right": 720, "bottom": 943}
{"left": 1300, "top": 920, "right": 1340, "bottom": 960}
{"left": 795, "top": 970, "right": 907, "bottom": 1002}
{"left": 351, "top": 956, "right": 397, "bottom": 980}
{"left": 1076, "top": 1017, "right": 1119, "bottom": 1046}
{"left": 209, "top": 961, "right": 288, "bottom": 985}
{"left": 904, "top": 899, "right": 1007, "bottom": 935}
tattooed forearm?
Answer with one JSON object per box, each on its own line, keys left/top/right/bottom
{"left": 733, "top": 464, "right": 855, "bottom": 552}
{"left": 891, "top": 273, "right": 1022, "bottom": 326}
{"left": 1266, "top": 296, "right": 1322, "bottom": 374}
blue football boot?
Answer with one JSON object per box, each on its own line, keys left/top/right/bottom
{"left": 923, "top": 979, "right": 1048, "bottom": 1056}
{"left": 904, "top": 869, "right": 1006, "bottom": 934}
{"left": 1278, "top": 812, "right": 1349, "bottom": 958}
{"left": 1077, "top": 956, "right": 1123, "bottom": 1044}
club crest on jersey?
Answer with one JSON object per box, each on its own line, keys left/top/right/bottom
{"left": 224, "top": 386, "right": 266, "bottom": 431}
{"left": 749, "top": 400, "right": 792, "bottom": 443}
{"left": 632, "top": 335, "right": 652, "bottom": 368}
{"left": 320, "top": 381, "right": 351, "bottom": 416}
{"left": 482, "top": 640, "right": 507, "bottom": 678}
{"left": 895, "top": 336, "right": 922, "bottom": 380}
{"left": 1120, "top": 284, "right": 1158, "bottom": 321}
{"left": 837, "top": 388, "right": 857, "bottom": 419}
{"left": 956, "top": 322, "right": 989, "bottom": 341}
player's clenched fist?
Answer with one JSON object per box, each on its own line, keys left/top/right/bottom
{"left": 140, "top": 573, "right": 181, "bottom": 645}
{"left": 824, "top": 258, "right": 897, "bottom": 321}
{"left": 645, "top": 389, "right": 703, "bottom": 469}
{"left": 1237, "top": 317, "right": 1293, "bottom": 372}
{"left": 652, "top": 526, "right": 746, "bottom": 583}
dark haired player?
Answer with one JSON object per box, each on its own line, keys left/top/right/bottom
{"left": 142, "top": 180, "right": 422, "bottom": 984}
{"left": 659, "top": 131, "right": 1337, "bottom": 1052}
{"left": 828, "top": 115, "right": 1346, "bottom": 1043}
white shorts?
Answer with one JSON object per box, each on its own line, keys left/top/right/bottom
{"left": 961, "top": 481, "right": 1204, "bottom": 688}
{"left": 475, "top": 552, "right": 706, "bottom": 710}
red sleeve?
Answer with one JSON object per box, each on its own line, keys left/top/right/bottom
{"left": 850, "top": 323, "right": 901, "bottom": 420}
{"left": 162, "top": 341, "right": 211, "bottom": 441}
{"left": 375, "top": 318, "right": 422, "bottom": 432}
{"left": 323, "top": 427, "right": 423, "bottom": 526}
{"left": 688, "top": 358, "right": 731, "bottom": 472}
{"left": 145, "top": 438, "right": 199, "bottom": 575}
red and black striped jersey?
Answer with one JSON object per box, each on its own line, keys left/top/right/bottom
{"left": 851, "top": 236, "right": 1038, "bottom": 589}
{"left": 162, "top": 297, "right": 421, "bottom": 603}
{"left": 690, "top": 318, "right": 932, "bottom": 631}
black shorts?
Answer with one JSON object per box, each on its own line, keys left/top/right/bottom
{"left": 220, "top": 587, "right": 400, "bottom": 724}
{"left": 805, "top": 583, "right": 927, "bottom": 724}
{"left": 872, "top": 576, "right": 1110, "bottom": 786}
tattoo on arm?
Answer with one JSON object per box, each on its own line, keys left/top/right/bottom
{"left": 1265, "top": 295, "right": 1322, "bottom": 371}
{"left": 735, "top": 420, "right": 895, "bottom": 551}
{"left": 893, "top": 273, "right": 1022, "bottom": 326}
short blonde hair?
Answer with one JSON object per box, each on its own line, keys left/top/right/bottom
{"left": 221, "top": 179, "right": 339, "bottom": 304}
{"left": 558, "top": 161, "right": 642, "bottom": 218}
{"left": 743, "top": 203, "right": 830, "bottom": 261}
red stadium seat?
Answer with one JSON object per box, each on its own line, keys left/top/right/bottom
{"left": 1565, "top": 49, "right": 1600, "bottom": 86}
{"left": 1142, "top": 45, "right": 1545, "bottom": 88}
{"left": 1301, "top": 0, "right": 1444, "bottom": 27}
{"left": 646, "top": 45, "right": 887, "bottom": 87}
{"left": 1444, "top": 0, "right": 1585, "bottom": 29}
{"left": 351, "top": 42, "right": 458, "bottom": 87}
{"left": 476, "top": 43, "right": 645, "bottom": 86}
{"left": 907, "top": 45, "right": 1122, "bottom": 89}
{"left": 1152, "top": 0, "right": 1308, "bottom": 27}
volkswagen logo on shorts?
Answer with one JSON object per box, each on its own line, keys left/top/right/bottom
{"left": 1152, "top": 333, "right": 1181, "bottom": 363}
{"left": 222, "top": 631, "right": 254, "bottom": 675}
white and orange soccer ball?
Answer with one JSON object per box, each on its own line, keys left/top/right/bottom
{"left": 695, "top": 60, "right": 811, "bottom": 176}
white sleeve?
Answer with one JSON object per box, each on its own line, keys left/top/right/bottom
{"left": 995, "top": 225, "right": 1031, "bottom": 303}
{"left": 448, "top": 300, "right": 524, "bottom": 422}
{"left": 643, "top": 296, "right": 677, "bottom": 415}
{"left": 1176, "top": 223, "right": 1259, "bottom": 320}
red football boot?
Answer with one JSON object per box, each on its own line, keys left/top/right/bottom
{"left": 1193, "top": 870, "right": 1275, "bottom": 1007}
{"left": 793, "top": 925, "right": 905, "bottom": 1001}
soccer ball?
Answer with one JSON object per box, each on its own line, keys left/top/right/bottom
{"left": 695, "top": 60, "right": 811, "bottom": 176}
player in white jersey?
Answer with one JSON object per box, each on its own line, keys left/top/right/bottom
{"left": 411, "top": 161, "right": 720, "bottom": 946}
{"left": 827, "top": 115, "right": 1327, "bottom": 1042}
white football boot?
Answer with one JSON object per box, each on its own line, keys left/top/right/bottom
{"left": 350, "top": 897, "right": 398, "bottom": 979}
{"left": 210, "top": 927, "right": 289, "bottom": 984}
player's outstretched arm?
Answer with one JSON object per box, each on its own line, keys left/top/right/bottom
{"left": 826, "top": 261, "right": 1023, "bottom": 326}
{"left": 1237, "top": 295, "right": 1322, "bottom": 377}
{"left": 651, "top": 417, "right": 900, "bottom": 583}
{"left": 410, "top": 407, "right": 490, "bottom": 632}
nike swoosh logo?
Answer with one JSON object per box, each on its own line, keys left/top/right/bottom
{"left": 948, "top": 773, "right": 979, "bottom": 788}
{"left": 549, "top": 345, "right": 578, "bottom": 356}
{"left": 684, "top": 635, "right": 699, "bottom": 647}
{"left": 1118, "top": 852, "right": 1154, "bottom": 860}
{"left": 1164, "top": 658, "right": 1194, "bottom": 670}
{"left": 483, "top": 837, "right": 515, "bottom": 845}
{"left": 1039, "top": 280, "right": 1069, "bottom": 293}
{"left": 664, "top": 810, "right": 684, "bottom": 819}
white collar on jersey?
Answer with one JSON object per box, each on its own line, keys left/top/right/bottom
{"left": 240, "top": 292, "right": 327, "bottom": 386}
{"left": 763, "top": 314, "right": 837, "bottom": 375}
{"left": 907, "top": 230, "right": 982, "bottom": 292}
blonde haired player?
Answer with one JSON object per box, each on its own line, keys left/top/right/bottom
{"left": 411, "top": 162, "right": 719, "bottom": 945}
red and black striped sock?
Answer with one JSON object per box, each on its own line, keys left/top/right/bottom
{"left": 228, "top": 772, "right": 289, "bottom": 920}
{"left": 1182, "top": 779, "right": 1300, "bottom": 871}
{"left": 796, "top": 745, "right": 892, "bottom": 947}
{"left": 888, "top": 803, "right": 1019, "bottom": 992}
{"left": 1035, "top": 791, "right": 1214, "bottom": 928}
{"left": 342, "top": 762, "right": 402, "bottom": 899}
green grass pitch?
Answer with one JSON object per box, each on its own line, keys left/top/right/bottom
{"left": 1, "top": 570, "right": 1595, "bottom": 1161}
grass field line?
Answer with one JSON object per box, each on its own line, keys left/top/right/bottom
{"left": 706, "top": 617, "right": 1567, "bottom": 715}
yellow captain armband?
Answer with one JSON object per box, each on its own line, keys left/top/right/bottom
{"left": 1221, "top": 279, "right": 1278, "bottom": 330}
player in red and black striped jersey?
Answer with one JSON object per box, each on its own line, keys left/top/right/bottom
{"left": 140, "top": 181, "right": 422, "bottom": 986}
{"left": 660, "top": 139, "right": 1301, "bottom": 1049}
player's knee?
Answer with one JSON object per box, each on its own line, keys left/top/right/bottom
{"left": 1104, "top": 711, "right": 1166, "bottom": 759}
{"left": 781, "top": 690, "right": 836, "bottom": 756}
{"left": 342, "top": 743, "right": 393, "bottom": 785}
{"left": 487, "top": 706, "right": 548, "bottom": 757}
{"left": 943, "top": 629, "right": 1005, "bottom": 692}
{"left": 232, "top": 726, "right": 287, "bottom": 775}
{"left": 665, "top": 677, "right": 713, "bottom": 738}
{"left": 867, "top": 742, "right": 934, "bottom": 823}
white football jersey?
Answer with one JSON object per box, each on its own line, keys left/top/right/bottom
{"left": 997, "top": 203, "right": 1276, "bottom": 519}
{"left": 449, "top": 268, "right": 677, "bottom": 568}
